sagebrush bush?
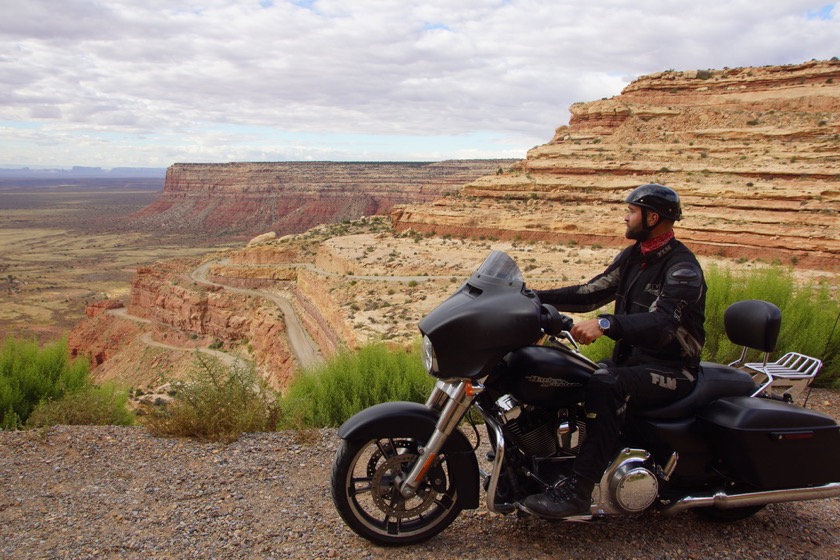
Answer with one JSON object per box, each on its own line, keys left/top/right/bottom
{"left": 704, "top": 264, "right": 839, "bottom": 386}
{"left": 280, "top": 342, "right": 435, "bottom": 428}
{"left": 27, "top": 382, "right": 135, "bottom": 427}
{"left": 0, "top": 337, "right": 91, "bottom": 428}
{"left": 143, "top": 355, "right": 282, "bottom": 442}
{"left": 575, "top": 264, "right": 839, "bottom": 387}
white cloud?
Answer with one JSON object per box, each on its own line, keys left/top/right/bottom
{"left": 0, "top": 0, "right": 837, "bottom": 167}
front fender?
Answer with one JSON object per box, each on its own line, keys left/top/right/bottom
{"left": 338, "top": 401, "right": 480, "bottom": 509}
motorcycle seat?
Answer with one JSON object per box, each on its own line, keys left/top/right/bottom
{"left": 634, "top": 362, "right": 757, "bottom": 420}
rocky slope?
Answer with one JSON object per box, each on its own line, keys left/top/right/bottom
{"left": 129, "top": 160, "right": 514, "bottom": 239}
{"left": 70, "top": 254, "right": 302, "bottom": 390}
{"left": 392, "top": 60, "right": 840, "bottom": 269}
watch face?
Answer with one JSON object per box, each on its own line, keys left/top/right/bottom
{"left": 598, "top": 318, "right": 610, "bottom": 330}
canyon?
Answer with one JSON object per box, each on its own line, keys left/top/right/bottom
{"left": 68, "top": 59, "right": 840, "bottom": 392}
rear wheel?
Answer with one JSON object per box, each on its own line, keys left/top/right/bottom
{"left": 330, "top": 437, "right": 463, "bottom": 546}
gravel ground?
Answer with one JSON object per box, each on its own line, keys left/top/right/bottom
{"left": 1, "top": 389, "right": 838, "bottom": 560}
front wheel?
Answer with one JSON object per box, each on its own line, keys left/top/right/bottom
{"left": 330, "top": 437, "right": 463, "bottom": 545}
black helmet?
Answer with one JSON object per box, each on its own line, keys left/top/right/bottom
{"left": 626, "top": 183, "right": 682, "bottom": 221}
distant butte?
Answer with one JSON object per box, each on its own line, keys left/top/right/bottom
{"left": 128, "top": 160, "right": 515, "bottom": 240}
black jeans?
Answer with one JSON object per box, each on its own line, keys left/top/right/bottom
{"left": 572, "top": 363, "right": 696, "bottom": 482}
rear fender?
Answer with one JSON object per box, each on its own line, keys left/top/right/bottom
{"left": 338, "top": 401, "right": 480, "bottom": 509}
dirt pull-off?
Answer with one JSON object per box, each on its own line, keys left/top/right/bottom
{"left": 2, "top": 387, "right": 839, "bottom": 560}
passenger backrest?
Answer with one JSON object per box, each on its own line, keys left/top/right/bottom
{"left": 724, "top": 299, "right": 781, "bottom": 353}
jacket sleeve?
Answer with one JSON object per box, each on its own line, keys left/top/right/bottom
{"left": 607, "top": 261, "right": 705, "bottom": 350}
{"left": 534, "top": 252, "right": 623, "bottom": 312}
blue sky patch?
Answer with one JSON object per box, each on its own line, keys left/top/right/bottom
{"left": 806, "top": 4, "right": 835, "bottom": 20}
{"left": 423, "top": 22, "right": 451, "bottom": 32}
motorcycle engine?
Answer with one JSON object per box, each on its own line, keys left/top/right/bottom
{"left": 497, "top": 395, "right": 557, "bottom": 457}
{"left": 496, "top": 395, "right": 585, "bottom": 458}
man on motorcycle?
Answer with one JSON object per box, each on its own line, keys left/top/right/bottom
{"left": 524, "top": 183, "right": 706, "bottom": 518}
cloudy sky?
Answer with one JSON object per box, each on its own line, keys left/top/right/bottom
{"left": 1, "top": 0, "right": 837, "bottom": 168}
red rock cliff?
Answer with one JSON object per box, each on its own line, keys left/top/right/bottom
{"left": 393, "top": 60, "right": 840, "bottom": 270}
{"left": 130, "top": 160, "right": 514, "bottom": 239}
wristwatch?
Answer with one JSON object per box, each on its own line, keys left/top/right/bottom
{"left": 597, "top": 317, "right": 611, "bottom": 334}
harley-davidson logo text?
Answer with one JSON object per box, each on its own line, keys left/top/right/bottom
{"left": 525, "top": 375, "right": 582, "bottom": 388}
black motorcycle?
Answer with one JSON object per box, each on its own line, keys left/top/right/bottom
{"left": 330, "top": 250, "right": 840, "bottom": 545}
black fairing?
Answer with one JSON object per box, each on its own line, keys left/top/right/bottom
{"left": 419, "top": 252, "right": 542, "bottom": 379}
{"left": 504, "top": 345, "right": 596, "bottom": 407}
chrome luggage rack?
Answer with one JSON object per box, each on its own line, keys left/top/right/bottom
{"left": 732, "top": 351, "right": 823, "bottom": 404}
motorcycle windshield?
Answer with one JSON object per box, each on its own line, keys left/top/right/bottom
{"left": 419, "top": 251, "right": 541, "bottom": 379}
{"left": 473, "top": 250, "right": 524, "bottom": 285}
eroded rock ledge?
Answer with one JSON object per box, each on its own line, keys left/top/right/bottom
{"left": 393, "top": 60, "right": 840, "bottom": 269}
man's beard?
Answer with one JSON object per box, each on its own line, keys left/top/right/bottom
{"left": 625, "top": 223, "right": 649, "bottom": 241}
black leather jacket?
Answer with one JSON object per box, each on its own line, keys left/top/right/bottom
{"left": 536, "top": 237, "right": 706, "bottom": 368}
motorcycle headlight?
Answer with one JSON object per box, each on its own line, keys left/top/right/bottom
{"left": 421, "top": 335, "right": 439, "bottom": 375}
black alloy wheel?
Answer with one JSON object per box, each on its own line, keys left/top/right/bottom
{"left": 330, "top": 437, "right": 463, "bottom": 545}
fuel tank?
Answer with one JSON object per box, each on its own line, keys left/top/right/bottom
{"left": 504, "top": 345, "right": 596, "bottom": 408}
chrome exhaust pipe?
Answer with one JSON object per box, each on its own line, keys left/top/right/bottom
{"left": 664, "top": 482, "right": 840, "bottom": 514}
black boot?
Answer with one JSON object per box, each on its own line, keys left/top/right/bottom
{"left": 523, "top": 475, "right": 595, "bottom": 519}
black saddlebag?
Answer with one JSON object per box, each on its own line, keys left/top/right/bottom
{"left": 698, "top": 396, "right": 840, "bottom": 489}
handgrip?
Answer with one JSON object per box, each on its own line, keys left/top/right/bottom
{"left": 539, "top": 304, "right": 573, "bottom": 336}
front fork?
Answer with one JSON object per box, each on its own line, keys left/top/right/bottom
{"left": 399, "top": 380, "right": 481, "bottom": 498}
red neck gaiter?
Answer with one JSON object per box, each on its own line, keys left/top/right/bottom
{"left": 641, "top": 230, "right": 674, "bottom": 255}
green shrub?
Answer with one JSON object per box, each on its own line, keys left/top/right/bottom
{"left": 0, "top": 337, "right": 90, "bottom": 428}
{"left": 704, "top": 264, "right": 839, "bottom": 387}
{"left": 27, "top": 382, "right": 134, "bottom": 427}
{"left": 144, "top": 355, "right": 281, "bottom": 442}
{"left": 280, "top": 342, "right": 434, "bottom": 428}
{"left": 573, "top": 264, "right": 839, "bottom": 386}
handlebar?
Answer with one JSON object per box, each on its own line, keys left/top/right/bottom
{"left": 539, "top": 304, "right": 574, "bottom": 336}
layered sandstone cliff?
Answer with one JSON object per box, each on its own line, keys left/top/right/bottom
{"left": 130, "top": 160, "right": 514, "bottom": 239}
{"left": 393, "top": 60, "right": 840, "bottom": 269}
